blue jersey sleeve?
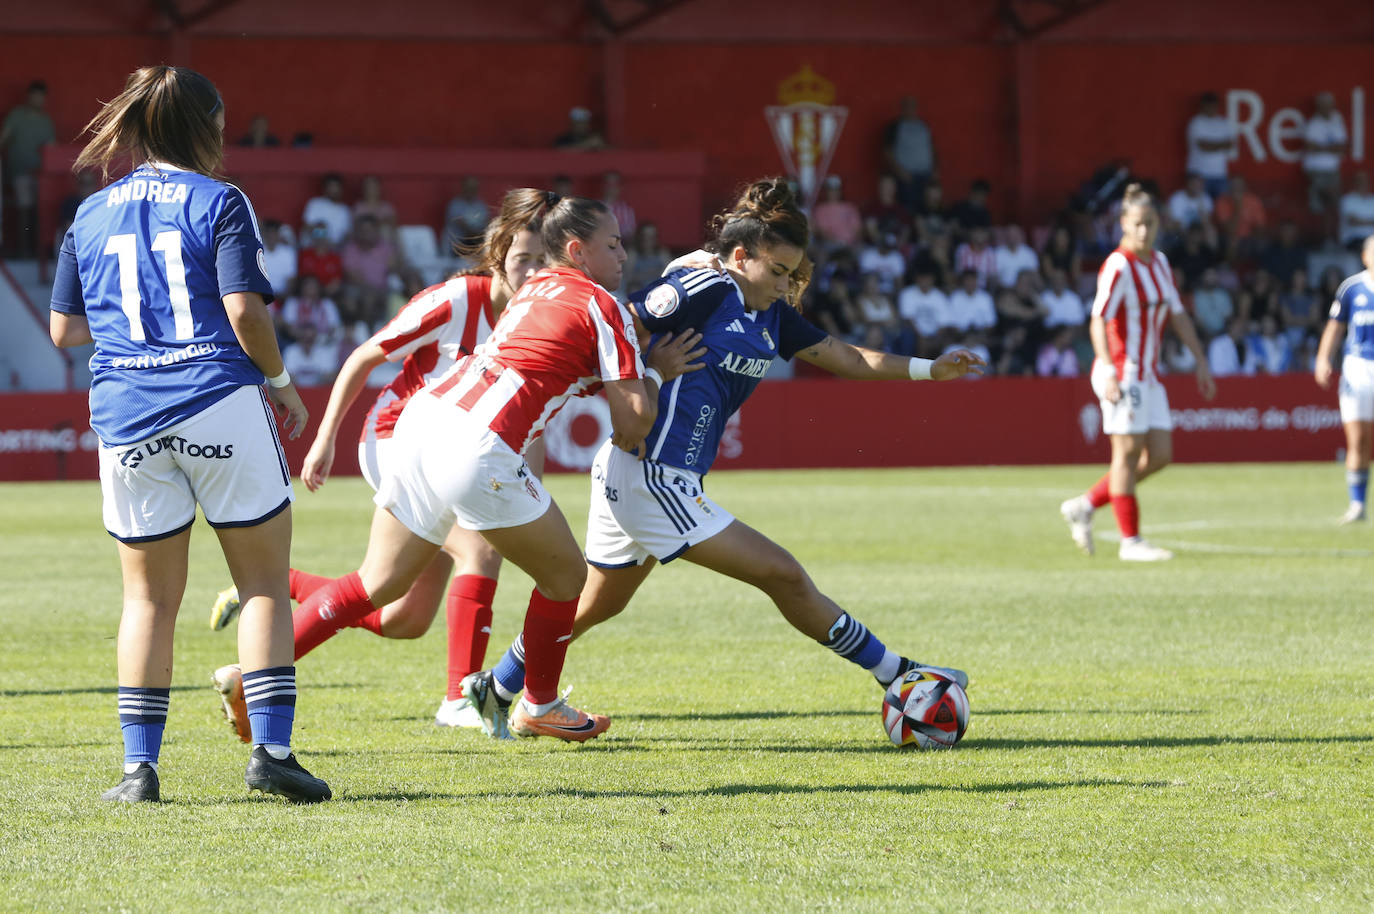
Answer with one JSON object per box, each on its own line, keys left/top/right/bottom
{"left": 776, "top": 301, "right": 827, "bottom": 359}
{"left": 631, "top": 269, "right": 731, "bottom": 333}
{"left": 50, "top": 229, "right": 85, "bottom": 315}
{"left": 214, "top": 186, "right": 275, "bottom": 304}
{"left": 1330, "top": 286, "right": 1353, "bottom": 323}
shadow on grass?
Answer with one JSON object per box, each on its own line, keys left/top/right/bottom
{"left": 1, "top": 682, "right": 365, "bottom": 698}
{"left": 964, "top": 734, "right": 1374, "bottom": 751}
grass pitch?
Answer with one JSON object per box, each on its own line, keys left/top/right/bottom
{"left": 1, "top": 463, "right": 1371, "bottom": 913}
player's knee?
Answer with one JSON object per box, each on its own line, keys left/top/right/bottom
{"left": 537, "top": 563, "right": 587, "bottom": 603}
{"left": 381, "top": 615, "right": 429, "bottom": 639}
{"left": 756, "top": 554, "right": 811, "bottom": 599}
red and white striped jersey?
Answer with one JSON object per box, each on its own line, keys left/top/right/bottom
{"left": 424, "top": 266, "right": 644, "bottom": 454}
{"left": 361, "top": 275, "right": 495, "bottom": 442}
{"left": 1091, "top": 248, "right": 1184, "bottom": 383}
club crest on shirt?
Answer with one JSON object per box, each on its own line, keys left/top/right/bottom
{"left": 257, "top": 248, "right": 270, "bottom": 282}
{"left": 525, "top": 478, "right": 540, "bottom": 501}
{"left": 645, "top": 284, "right": 679, "bottom": 318}
{"left": 761, "top": 329, "right": 775, "bottom": 351}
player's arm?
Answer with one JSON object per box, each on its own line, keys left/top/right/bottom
{"left": 1315, "top": 319, "right": 1346, "bottom": 389}
{"left": 224, "top": 290, "right": 308, "bottom": 440}
{"left": 1088, "top": 314, "right": 1121, "bottom": 403}
{"left": 50, "top": 312, "right": 92, "bottom": 347}
{"left": 603, "top": 377, "right": 657, "bottom": 454}
{"left": 300, "top": 340, "right": 388, "bottom": 491}
{"left": 794, "top": 335, "right": 984, "bottom": 381}
{"left": 1168, "top": 308, "right": 1216, "bottom": 400}
{"left": 49, "top": 230, "right": 93, "bottom": 347}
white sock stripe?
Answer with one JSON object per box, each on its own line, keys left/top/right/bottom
{"left": 117, "top": 698, "right": 170, "bottom": 712}
{"left": 242, "top": 675, "right": 296, "bottom": 690}
{"left": 243, "top": 682, "right": 298, "bottom": 700}
{"left": 512, "top": 633, "right": 526, "bottom": 663}
{"left": 829, "top": 619, "right": 869, "bottom": 654}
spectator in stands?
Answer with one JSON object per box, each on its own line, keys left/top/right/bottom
{"left": 237, "top": 114, "right": 279, "bottom": 148}
{"left": 1, "top": 79, "right": 56, "bottom": 257}
{"left": 1167, "top": 172, "right": 1215, "bottom": 232}
{"left": 1162, "top": 334, "right": 1198, "bottom": 375}
{"left": 1208, "top": 315, "right": 1259, "bottom": 376}
{"left": 298, "top": 223, "right": 344, "bottom": 299}
{"left": 552, "top": 174, "right": 576, "bottom": 198}
{"left": 444, "top": 176, "right": 489, "bottom": 254}
{"left": 1192, "top": 267, "right": 1234, "bottom": 338}
{"left": 260, "top": 220, "right": 297, "bottom": 299}
{"left": 882, "top": 95, "right": 936, "bottom": 210}
{"left": 812, "top": 175, "right": 862, "bottom": 251}
{"left": 1280, "top": 268, "right": 1319, "bottom": 347}
{"left": 1041, "top": 266, "right": 1086, "bottom": 329}
{"left": 1185, "top": 91, "right": 1235, "bottom": 199}
{"left": 864, "top": 173, "right": 912, "bottom": 247}
{"left": 1172, "top": 221, "right": 1222, "bottom": 290}
{"left": 912, "top": 182, "right": 948, "bottom": 245}
{"left": 997, "top": 270, "right": 1050, "bottom": 337}
{"left": 953, "top": 225, "right": 996, "bottom": 289}
{"left": 1238, "top": 268, "right": 1281, "bottom": 325}
{"left": 993, "top": 225, "right": 1039, "bottom": 290}
{"left": 897, "top": 266, "right": 951, "bottom": 358}
{"left": 280, "top": 274, "right": 344, "bottom": 347}
{"left": 56, "top": 170, "right": 99, "bottom": 250}
{"left": 341, "top": 213, "right": 411, "bottom": 329}
{"left": 854, "top": 271, "right": 912, "bottom": 355}
{"left": 1317, "top": 263, "right": 1347, "bottom": 306}
{"left": 353, "top": 175, "right": 397, "bottom": 238}
{"left": 624, "top": 221, "right": 672, "bottom": 294}
{"left": 281, "top": 324, "right": 341, "bottom": 388}
{"left": 911, "top": 231, "right": 954, "bottom": 291}
{"left": 1303, "top": 91, "right": 1347, "bottom": 233}
{"left": 600, "top": 170, "right": 636, "bottom": 238}
{"left": 1251, "top": 313, "right": 1292, "bottom": 374}
{"left": 1213, "top": 174, "right": 1266, "bottom": 258}
{"left": 809, "top": 248, "right": 860, "bottom": 340}
{"left": 1260, "top": 220, "right": 1308, "bottom": 287}
{"left": 302, "top": 173, "right": 351, "bottom": 246}
{"left": 552, "top": 106, "right": 606, "bottom": 151}
{"left": 859, "top": 232, "right": 906, "bottom": 294}
{"left": 948, "top": 179, "right": 992, "bottom": 235}
{"left": 947, "top": 269, "right": 997, "bottom": 334}
{"left": 1036, "top": 325, "right": 1080, "bottom": 378}
{"left": 1338, "top": 171, "right": 1374, "bottom": 252}
{"left": 1040, "top": 224, "right": 1085, "bottom": 293}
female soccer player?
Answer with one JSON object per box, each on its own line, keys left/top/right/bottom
{"left": 463, "top": 178, "right": 983, "bottom": 737}
{"left": 1059, "top": 183, "right": 1215, "bottom": 561}
{"left": 1314, "top": 234, "right": 1374, "bottom": 524}
{"left": 49, "top": 66, "right": 329, "bottom": 803}
{"left": 243, "top": 197, "right": 696, "bottom": 743}
{"left": 209, "top": 189, "right": 557, "bottom": 733}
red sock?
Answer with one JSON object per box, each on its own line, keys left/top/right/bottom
{"left": 520, "top": 588, "right": 578, "bottom": 705}
{"left": 292, "top": 572, "right": 378, "bottom": 660}
{"left": 354, "top": 610, "right": 384, "bottom": 636}
{"left": 1087, "top": 475, "right": 1112, "bottom": 510}
{"left": 446, "top": 575, "right": 498, "bottom": 700}
{"left": 1110, "top": 494, "right": 1140, "bottom": 539}
{"left": 289, "top": 568, "right": 333, "bottom": 603}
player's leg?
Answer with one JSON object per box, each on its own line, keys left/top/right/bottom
{"left": 1061, "top": 361, "right": 1126, "bottom": 554}
{"left": 103, "top": 530, "right": 191, "bottom": 802}
{"left": 1340, "top": 419, "right": 1370, "bottom": 523}
{"left": 684, "top": 520, "right": 966, "bottom": 689}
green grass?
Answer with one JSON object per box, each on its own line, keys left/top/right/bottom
{"left": 1, "top": 464, "right": 1371, "bottom": 913}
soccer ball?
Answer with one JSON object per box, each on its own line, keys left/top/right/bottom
{"left": 882, "top": 669, "right": 970, "bottom": 749}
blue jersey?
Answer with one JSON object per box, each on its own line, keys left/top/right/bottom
{"left": 1330, "top": 270, "right": 1374, "bottom": 361}
{"left": 50, "top": 162, "right": 274, "bottom": 445}
{"left": 631, "top": 268, "right": 826, "bottom": 475}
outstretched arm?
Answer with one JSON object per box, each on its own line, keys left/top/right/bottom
{"left": 793, "top": 335, "right": 984, "bottom": 381}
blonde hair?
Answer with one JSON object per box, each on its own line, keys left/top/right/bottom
{"left": 74, "top": 66, "right": 224, "bottom": 181}
{"left": 1121, "top": 182, "right": 1155, "bottom": 213}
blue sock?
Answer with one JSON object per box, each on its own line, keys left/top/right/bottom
{"left": 118, "top": 686, "right": 170, "bottom": 767}
{"left": 1348, "top": 469, "right": 1368, "bottom": 506}
{"left": 491, "top": 633, "right": 526, "bottom": 702}
{"left": 824, "top": 613, "right": 904, "bottom": 686}
{"left": 242, "top": 666, "right": 296, "bottom": 750}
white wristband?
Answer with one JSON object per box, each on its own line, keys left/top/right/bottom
{"left": 907, "top": 358, "right": 934, "bottom": 381}
{"left": 266, "top": 369, "right": 292, "bottom": 389}
{"left": 643, "top": 367, "right": 664, "bottom": 389}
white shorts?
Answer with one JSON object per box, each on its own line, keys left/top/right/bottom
{"left": 99, "top": 385, "right": 294, "bottom": 543}
{"left": 357, "top": 431, "right": 396, "bottom": 492}
{"left": 374, "top": 393, "right": 550, "bottom": 543}
{"left": 584, "top": 440, "right": 735, "bottom": 568}
{"left": 1338, "top": 355, "right": 1374, "bottom": 423}
{"left": 1092, "top": 361, "right": 1172, "bottom": 436}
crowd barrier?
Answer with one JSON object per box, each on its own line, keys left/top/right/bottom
{"left": 0, "top": 375, "right": 1344, "bottom": 482}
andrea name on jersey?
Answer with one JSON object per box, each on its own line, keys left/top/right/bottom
{"left": 104, "top": 178, "right": 191, "bottom": 207}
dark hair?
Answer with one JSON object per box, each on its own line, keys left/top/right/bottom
{"left": 542, "top": 196, "right": 611, "bottom": 267}
{"left": 1200, "top": 91, "right": 1220, "bottom": 106}
{"left": 73, "top": 66, "right": 224, "bottom": 180}
{"left": 706, "top": 177, "right": 812, "bottom": 306}
{"left": 321, "top": 172, "right": 343, "bottom": 187}
{"left": 28, "top": 80, "right": 47, "bottom": 94}
{"left": 971, "top": 179, "right": 991, "bottom": 193}
{"left": 455, "top": 187, "right": 561, "bottom": 275}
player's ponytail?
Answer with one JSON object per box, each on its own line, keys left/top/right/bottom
{"left": 542, "top": 197, "right": 612, "bottom": 267}
{"left": 709, "top": 177, "right": 813, "bottom": 307}
{"left": 454, "top": 187, "right": 560, "bottom": 277}
{"left": 75, "top": 66, "right": 225, "bottom": 181}
{"left": 1121, "top": 182, "right": 1154, "bottom": 212}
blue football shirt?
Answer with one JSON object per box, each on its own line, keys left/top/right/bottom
{"left": 630, "top": 268, "right": 826, "bottom": 475}
{"left": 50, "top": 162, "right": 274, "bottom": 445}
{"left": 1330, "top": 270, "right": 1374, "bottom": 361}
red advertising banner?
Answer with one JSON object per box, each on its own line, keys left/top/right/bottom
{"left": 0, "top": 376, "right": 1338, "bottom": 482}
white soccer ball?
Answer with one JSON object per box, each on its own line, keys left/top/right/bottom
{"left": 882, "top": 669, "right": 970, "bottom": 749}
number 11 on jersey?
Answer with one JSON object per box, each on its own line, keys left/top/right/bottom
{"left": 103, "top": 230, "right": 194, "bottom": 342}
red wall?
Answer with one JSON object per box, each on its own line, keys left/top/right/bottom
{"left": 0, "top": 376, "right": 1343, "bottom": 483}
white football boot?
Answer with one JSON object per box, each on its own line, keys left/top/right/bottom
{"left": 434, "top": 695, "right": 484, "bottom": 729}
{"left": 1118, "top": 537, "right": 1173, "bottom": 562}
{"left": 1059, "top": 496, "right": 1095, "bottom": 555}
{"left": 1338, "top": 502, "right": 1366, "bottom": 525}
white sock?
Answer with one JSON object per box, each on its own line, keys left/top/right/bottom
{"left": 259, "top": 743, "right": 292, "bottom": 760}
{"left": 520, "top": 697, "right": 559, "bottom": 716}
{"left": 125, "top": 761, "right": 157, "bottom": 774}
